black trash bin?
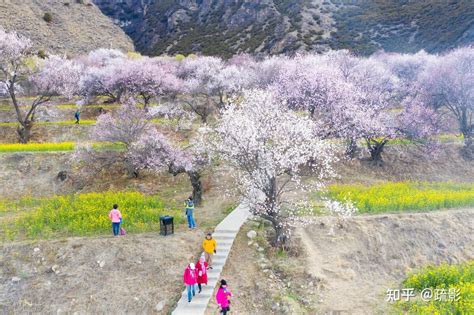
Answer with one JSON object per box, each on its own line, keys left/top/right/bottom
{"left": 160, "top": 215, "right": 174, "bottom": 236}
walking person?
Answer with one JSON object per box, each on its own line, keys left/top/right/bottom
{"left": 185, "top": 196, "right": 196, "bottom": 229}
{"left": 183, "top": 262, "right": 197, "bottom": 303}
{"left": 202, "top": 233, "right": 217, "bottom": 268}
{"left": 216, "top": 279, "right": 233, "bottom": 315}
{"left": 74, "top": 110, "right": 81, "bottom": 124}
{"left": 108, "top": 204, "right": 122, "bottom": 237}
{"left": 196, "top": 255, "right": 208, "bottom": 293}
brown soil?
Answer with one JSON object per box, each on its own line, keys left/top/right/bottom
{"left": 210, "top": 209, "right": 473, "bottom": 315}
{"left": 205, "top": 222, "right": 321, "bottom": 315}
{"left": 0, "top": 231, "right": 202, "bottom": 314}
{"left": 298, "top": 209, "right": 473, "bottom": 314}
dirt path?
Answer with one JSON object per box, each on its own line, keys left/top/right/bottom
{"left": 297, "top": 209, "right": 474, "bottom": 314}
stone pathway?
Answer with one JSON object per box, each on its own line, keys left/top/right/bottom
{"left": 171, "top": 203, "right": 250, "bottom": 315}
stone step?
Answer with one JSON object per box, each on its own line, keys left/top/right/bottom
{"left": 214, "top": 253, "right": 230, "bottom": 260}
{"left": 213, "top": 229, "right": 239, "bottom": 234}
{"left": 212, "top": 234, "right": 235, "bottom": 242}
{"left": 171, "top": 204, "right": 250, "bottom": 315}
{"left": 214, "top": 239, "right": 234, "bottom": 245}
{"left": 215, "top": 244, "right": 232, "bottom": 251}
{"left": 174, "top": 305, "right": 207, "bottom": 314}
{"left": 181, "top": 290, "right": 213, "bottom": 299}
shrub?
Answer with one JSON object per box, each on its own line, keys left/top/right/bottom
{"left": 37, "top": 50, "right": 47, "bottom": 59}
{"left": 43, "top": 12, "right": 53, "bottom": 23}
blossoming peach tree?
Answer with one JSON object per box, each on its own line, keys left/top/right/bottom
{"left": 203, "top": 90, "right": 342, "bottom": 247}
{"left": 0, "top": 29, "right": 82, "bottom": 143}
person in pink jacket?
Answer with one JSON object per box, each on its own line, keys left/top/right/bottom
{"left": 216, "top": 279, "right": 232, "bottom": 315}
{"left": 108, "top": 204, "right": 122, "bottom": 237}
{"left": 183, "top": 263, "right": 197, "bottom": 303}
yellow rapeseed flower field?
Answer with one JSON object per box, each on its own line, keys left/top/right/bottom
{"left": 1, "top": 191, "right": 182, "bottom": 240}
{"left": 0, "top": 142, "right": 126, "bottom": 153}
{"left": 328, "top": 181, "right": 474, "bottom": 213}
{"left": 394, "top": 261, "right": 473, "bottom": 313}
{"left": 0, "top": 142, "right": 75, "bottom": 152}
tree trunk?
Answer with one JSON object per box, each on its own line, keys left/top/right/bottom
{"left": 17, "top": 122, "right": 33, "bottom": 143}
{"left": 272, "top": 220, "right": 289, "bottom": 248}
{"left": 168, "top": 163, "right": 203, "bottom": 206}
{"left": 345, "top": 138, "right": 358, "bottom": 159}
{"left": 125, "top": 163, "right": 139, "bottom": 178}
{"left": 461, "top": 132, "right": 474, "bottom": 160}
{"left": 187, "top": 170, "right": 202, "bottom": 206}
{"left": 218, "top": 91, "right": 226, "bottom": 109}
{"left": 199, "top": 111, "right": 209, "bottom": 124}
{"left": 366, "top": 138, "right": 388, "bottom": 166}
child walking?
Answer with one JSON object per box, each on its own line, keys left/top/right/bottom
{"left": 202, "top": 233, "right": 217, "bottom": 268}
{"left": 216, "top": 279, "right": 233, "bottom": 315}
{"left": 196, "top": 255, "right": 208, "bottom": 293}
{"left": 108, "top": 204, "right": 122, "bottom": 237}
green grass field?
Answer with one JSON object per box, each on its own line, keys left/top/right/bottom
{"left": 327, "top": 181, "right": 474, "bottom": 213}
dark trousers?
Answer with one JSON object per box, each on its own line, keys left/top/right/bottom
{"left": 221, "top": 306, "right": 230, "bottom": 315}
{"left": 112, "top": 222, "right": 120, "bottom": 236}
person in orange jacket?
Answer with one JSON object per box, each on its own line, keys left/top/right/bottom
{"left": 202, "top": 233, "right": 217, "bottom": 268}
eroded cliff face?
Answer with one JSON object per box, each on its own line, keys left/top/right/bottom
{"left": 0, "top": 0, "right": 134, "bottom": 55}
{"left": 94, "top": 0, "right": 474, "bottom": 57}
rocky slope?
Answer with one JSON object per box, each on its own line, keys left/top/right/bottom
{"left": 0, "top": 0, "right": 134, "bottom": 55}
{"left": 94, "top": 0, "right": 474, "bottom": 57}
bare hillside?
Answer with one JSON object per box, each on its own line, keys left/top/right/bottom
{"left": 299, "top": 209, "right": 474, "bottom": 314}
{"left": 0, "top": 0, "right": 134, "bottom": 55}
{"left": 0, "top": 231, "right": 202, "bottom": 314}
{"left": 209, "top": 209, "right": 473, "bottom": 314}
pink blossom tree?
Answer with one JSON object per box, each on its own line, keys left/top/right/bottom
{"left": 177, "top": 56, "right": 225, "bottom": 123}
{"left": 204, "top": 90, "right": 338, "bottom": 246}
{"left": 177, "top": 56, "right": 254, "bottom": 123}
{"left": 128, "top": 129, "right": 206, "bottom": 205}
{"left": 334, "top": 57, "right": 402, "bottom": 162}
{"left": 114, "top": 57, "right": 183, "bottom": 110}
{"left": 0, "top": 29, "right": 82, "bottom": 142}
{"left": 88, "top": 101, "right": 153, "bottom": 176}
{"left": 417, "top": 47, "right": 474, "bottom": 157}
{"left": 79, "top": 60, "right": 125, "bottom": 104}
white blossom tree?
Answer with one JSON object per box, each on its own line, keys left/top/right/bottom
{"left": 204, "top": 90, "right": 338, "bottom": 246}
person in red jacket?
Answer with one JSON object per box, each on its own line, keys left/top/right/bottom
{"left": 183, "top": 263, "right": 197, "bottom": 303}
{"left": 196, "top": 255, "right": 208, "bottom": 293}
